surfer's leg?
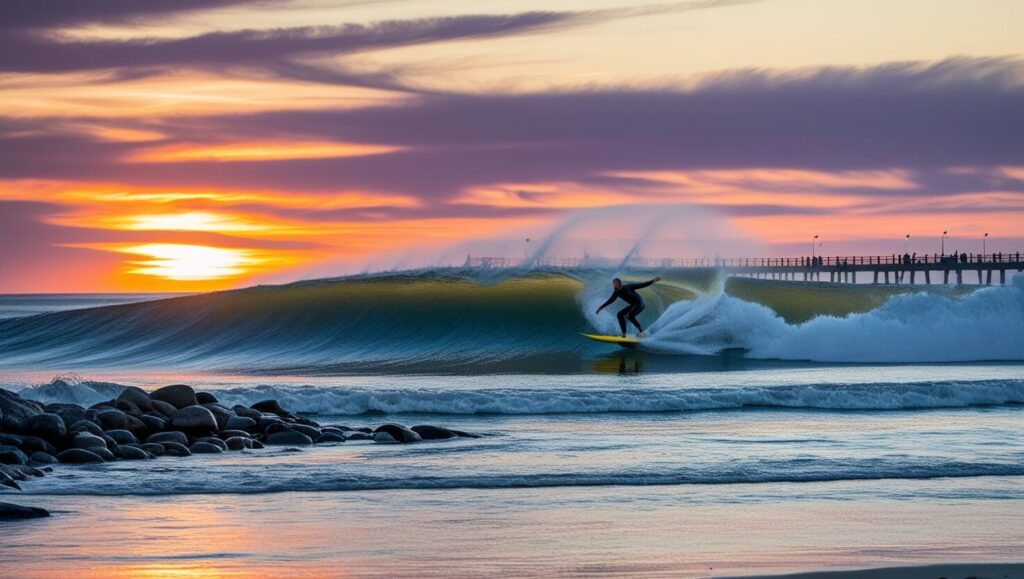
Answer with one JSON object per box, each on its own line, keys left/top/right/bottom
{"left": 616, "top": 305, "right": 630, "bottom": 336}
{"left": 627, "top": 303, "right": 645, "bottom": 334}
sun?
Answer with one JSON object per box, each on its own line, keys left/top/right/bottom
{"left": 118, "top": 243, "right": 262, "bottom": 281}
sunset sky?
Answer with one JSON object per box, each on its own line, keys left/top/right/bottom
{"left": 2, "top": 0, "right": 1023, "bottom": 292}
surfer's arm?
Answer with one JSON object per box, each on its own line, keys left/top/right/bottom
{"left": 595, "top": 292, "right": 618, "bottom": 313}
{"left": 627, "top": 277, "right": 662, "bottom": 290}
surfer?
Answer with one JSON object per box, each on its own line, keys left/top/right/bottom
{"left": 595, "top": 277, "right": 661, "bottom": 337}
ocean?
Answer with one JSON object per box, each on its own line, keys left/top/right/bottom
{"left": 1, "top": 269, "right": 1023, "bottom": 577}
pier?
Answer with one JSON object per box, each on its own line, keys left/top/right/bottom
{"left": 466, "top": 253, "right": 1024, "bottom": 285}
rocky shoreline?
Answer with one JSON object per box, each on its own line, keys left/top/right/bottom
{"left": 0, "top": 384, "right": 477, "bottom": 520}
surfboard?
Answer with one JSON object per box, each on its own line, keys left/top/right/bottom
{"left": 580, "top": 333, "right": 641, "bottom": 348}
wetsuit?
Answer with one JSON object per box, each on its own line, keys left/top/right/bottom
{"left": 598, "top": 279, "right": 656, "bottom": 336}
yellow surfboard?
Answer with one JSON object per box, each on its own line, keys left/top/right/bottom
{"left": 580, "top": 333, "right": 641, "bottom": 348}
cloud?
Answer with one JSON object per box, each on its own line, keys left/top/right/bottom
{"left": 0, "top": 0, "right": 267, "bottom": 30}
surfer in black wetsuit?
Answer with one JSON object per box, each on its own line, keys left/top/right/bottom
{"left": 595, "top": 277, "right": 661, "bottom": 337}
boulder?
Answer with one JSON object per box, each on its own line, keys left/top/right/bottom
{"left": 113, "top": 399, "right": 142, "bottom": 414}
{"left": 138, "top": 414, "right": 167, "bottom": 434}
{"left": 189, "top": 441, "right": 223, "bottom": 454}
{"left": 15, "top": 436, "right": 56, "bottom": 456}
{"left": 150, "top": 385, "right": 198, "bottom": 410}
{"left": 224, "top": 416, "right": 257, "bottom": 431}
{"left": 117, "top": 387, "right": 154, "bottom": 412}
{"left": 251, "top": 399, "right": 296, "bottom": 419}
{"left": 104, "top": 429, "right": 137, "bottom": 445}
{"left": 0, "top": 469, "right": 22, "bottom": 490}
{"left": 194, "top": 437, "right": 228, "bottom": 451}
{"left": 288, "top": 423, "right": 322, "bottom": 442}
{"left": 1, "top": 464, "right": 26, "bottom": 481}
{"left": 250, "top": 440, "right": 265, "bottom": 449}
{"left": 411, "top": 425, "right": 478, "bottom": 439}
{"left": 147, "top": 431, "right": 189, "bottom": 446}
{"left": 232, "top": 405, "right": 262, "bottom": 420}
{"left": 72, "top": 432, "right": 107, "bottom": 450}
{"left": 345, "top": 432, "right": 372, "bottom": 441}
{"left": 95, "top": 408, "right": 130, "bottom": 431}
{"left": 201, "top": 404, "right": 234, "bottom": 430}
{"left": 219, "top": 428, "right": 251, "bottom": 438}
{"left": 92, "top": 447, "right": 116, "bottom": 461}
{"left": 27, "top": 412, "right": 66, "bottom": 439}
{"left": 323, "top": 425, "right": 353, "bottom": 434}
{"left": 68, "top": 420, "right": 104, "bottom": 437}
{"left": 372, "top": 432, "right": 398, "bottom": 444}
{"left": 29, "top": 451, "right": 59, "bottom": 464}
{"left": 115, "top": 446, "right": 150, "bottom": 460}
{"left": 373, "top": 424, "right": 422, "bottom": 443}
{"left": 159, "top": 442, "right": 191, "bottom": 457}
{"left": 43, "top": 403, "right": 86, "bottom": 427}
{"left": 0, "top": 388, "right": 41, "bottom": 433}
{"left": 320, "top": 431, "right": 346, "bottom": 443}
{"left": 151, "top": 400, "right": 178, "bottom": 419}
{"left": 171, "top": 406, "right": 217, "bottom": 434}
{"left": 138, "top": 443, "right": 166, "bottom": 456}
{"left": 57, "top": 448, "right": 104, "bottom": 463}
{"left": 224, "top": 436, "right": 247, "bottom": 450}
{"left": 0, "top": 445, "right": 29, "bottom": 465}
{"left": 196, "top": 392, "right": 219, "bottom": 405}
{"left": 263, "top": 422, "right": 295, "bottom": 435}
{"left": 0, "top": 502, "right": 49, "bottom": 520}
{"left": 13, "top": 464, "right": 44, "bottom": 478}
{"left": 265, "top": 431, "right": 313, "bottom": 446}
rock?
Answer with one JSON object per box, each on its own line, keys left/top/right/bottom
{"left": 138, "top": 414, "right": 167, "bottom": 434}
{"left": 43, "top": 403, "right": 86, "bottom": 427}
{"left": 251, "top": 400, "right": 296, "bottom": 419}
{"left": 258, "top": 415, "right": 285, "bottom": 430}
{"left": 345, "top": 432, "right": 372, "bottom": 441}
{"left": 288, "top": 424, "right": 322, "bottom": 442}
{"left": 232, "top": 405, "right": 262, "bottom": 420}
{"left": 410, "top": 425, "right": 459, "bottom": 440}
{"left": 224, "top": 416, "right": 257, "bottom": 431}
{"left": 92, "top": 447, "right": 116, "bottom": 461}
{"left": 218, "top": 430, "right": 251, "bottom": 440}
{"left": 201, "top": 404, "right": 234, "bottom": 430}
{"left": 373, "top": 424, "right": 422, "bottom": 443}
{"left": 15, "top": 436, "right": 57, "bottom": 455}
{"left": 224, "top": 436, "right": 247, "bottom": 450}
{"left": 117, "top": 386, "right": 154, "bottom": 412}
{"left": 263, "top": 422, "right": 295, "bottom": 435}
{"left": 138, "top": 443, "right": 166, "bottom": 457}
{"left": 150, "top": 400, "right": 178, "bottom": 419}
{"left": 115, "top": 446, "right": 150, "bottom": 460}
{"left": 0, "top": 445, "right": 29, "bottom": 465}
{"left": 104, "top": 429, "right": 137, "bottom": 445}
{"left": 0, "top": 388, "right": 42, "bottom": 433}
{"left": 57, "top": 448, "right": 104, "bottom": 463}
{"left": 0, "top": 433, "right": 23, "bottom": 446}
{"left": 265, "top": 431, "right": 313, "bottom": 445}
{"left": 29, "top": 451, "right": 59, "bottom": 464}
{"left": 0, "top": 468, "right": 22, "bottom": 490}
{"left": 68, "top": 420, "right": 104, "bottom": 437}
{"left": 196, "top": 392, "right": 219, "bottom": 405}
{"left": 189, "top": 441, "right": 223, "bottom": 454}
{"left": 150, "top": 384, "right": 198, "bottom": 410}
{"left": 171, "top": 406, "right": 217, "bottom": 434}
{"left": 320, "top": 431, "right": 346, "bottom": 443}
{"left": 195, "top": 437, "right": 228, "bottom": 451}
{"left": 354, "top": 427, "right": 373, "bottom": 434}
{"left": 1, "top": 464, "right": 27, "bottom": 481}
{"left": 323, "top": 425, "right": 352, "bottom": 434}
{"left": 0, "top": 502, "right": 49, "bottom": 520}
{"left": 13, "top": 465, "right": 45, "bottom": 478}
{"left": 113, "top": 399, "right": 141, "bottom": 414}
{"left": 160, "top": 442, "right": 191, "bottom": 457}
{"left": 250, "top": 440, "right": 265, "bottom": 449}
{"left": 148, "top": 431, "right": 190, "bottom": 446}
{"left": 72, "top": 432, "right": 107, "bottom": 450}
{"left": 95, "top": 408, "right": 130, "bottom": 431}
{"left": 372, "top": 432, "right": 398, "bottom": 444}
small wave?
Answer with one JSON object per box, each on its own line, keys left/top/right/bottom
{"left": 15, "top": 460, "right": 1024, "bottom": 496}
{"left": 15, "top": 377, "right": 1024, "bottom": 415}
